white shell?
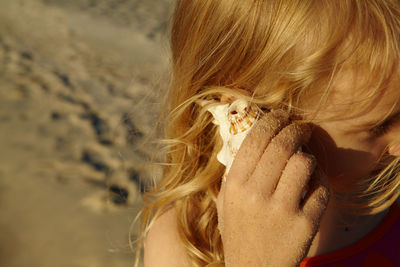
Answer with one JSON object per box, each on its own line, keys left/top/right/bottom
{"left": 206, "top": 99, "right": 260, "bottom": 179}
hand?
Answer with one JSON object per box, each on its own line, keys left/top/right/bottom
{"left": 216, "top": 110, "right": 330, "bottom": 267}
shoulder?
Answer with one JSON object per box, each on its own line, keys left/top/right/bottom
{"left": 144, "top": 206, "right": 192, "bottom": 267}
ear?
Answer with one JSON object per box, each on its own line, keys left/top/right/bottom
{"left": 388, "top": 142, "right": 400, "bottom": 156}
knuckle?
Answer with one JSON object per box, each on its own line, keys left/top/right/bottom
{"left": 296, "top": 123, "right": 313, "bottom": 141}
{"left": 255, "top": 110, "right": 289, "bottom": 134}
{"left": 247, "top": 191, "right": 266, "bottom": 204}
{"left": 316, "top": 186, "right": 330, "bottom": 206}
{"left": 285, "top": 153, "right": 316, "bottom": 177}
{"left": 284, "top": 123, "right": 312, "bottom": 143}
{"left": 225, "top": 177, "right": 243, "bottom": 192}
{"left": 270, "top": 109, "right": 290, "bottom": 120}
{"left": 269, "top": 124, "right": 309, "bottom": 154}
{"left": 270, "top": 134, "right": 294, "bottom": 152}
{"left": 310, "top": 186, "right": 330, "bottom": 212}
{"left": 262, "top": 109, "right": 290, "bottom": 124}
{"left": 269, "top": 197, "right": 288, "bottom": 213}
{"left": 272, "top": 193, "right": 296, "bottom": 212}
{"left": 296, "top": 152, "right": 316, "bottom": 163}
{"left": 291, "top": 153, "right": 316, "bottom": 170}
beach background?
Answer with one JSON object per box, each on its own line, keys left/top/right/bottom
{"left": 0, "top": 0, "right": 173, "bottom": 266}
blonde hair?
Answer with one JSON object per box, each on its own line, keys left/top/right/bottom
{"left": 133, "top": 0, "right": 400, "bottom": 266}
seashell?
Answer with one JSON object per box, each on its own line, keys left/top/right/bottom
{"left": 228, "top": 99, "right": 260, "bottom": 135}
{"left": 206, "top": 99, "right": 261, "bottom": 179}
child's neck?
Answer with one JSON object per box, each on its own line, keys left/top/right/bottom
{"left": 306, "top": 198, "right": 390, "bottom": 258}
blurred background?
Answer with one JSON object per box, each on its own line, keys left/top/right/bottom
{"left": 0, "top": 0, "right": 173, "bottom": 266}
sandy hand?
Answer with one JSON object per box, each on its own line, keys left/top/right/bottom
{"left": 216, "top": 110, "right": 330, "bottom": 267}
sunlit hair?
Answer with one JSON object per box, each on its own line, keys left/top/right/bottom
{"left": 133, "top": 0, "right": 400, "bottom": 266}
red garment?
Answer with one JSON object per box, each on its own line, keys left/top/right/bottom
{"left": 300, "top": 202, "right": 400, "bottom": 267}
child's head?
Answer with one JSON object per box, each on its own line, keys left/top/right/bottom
{"left": 166, "top": 0, "right": 400, "bottom": 212}
{"left": 137, "top": 1, "right": 400, "bottom": 266}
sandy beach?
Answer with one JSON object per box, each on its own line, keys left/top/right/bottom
{"left": 0, "top": 0, "right": 173, "bottom": 266}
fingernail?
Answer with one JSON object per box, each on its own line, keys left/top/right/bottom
{"left": 297, "top": 146, "right": 303, "bottom": 153}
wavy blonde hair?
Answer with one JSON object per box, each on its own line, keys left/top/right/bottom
{"left": 133, "top": 0, "right": 400, "bottom": 266}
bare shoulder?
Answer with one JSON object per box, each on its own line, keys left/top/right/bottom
{"left": 144, "top": 206, "right": 191, "bottom": 267}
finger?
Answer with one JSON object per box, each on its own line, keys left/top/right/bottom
{"left": 273, "top": 152, "right": 316, "bottom": 211}
{"left": 227, "top": 109, "right": 290, "bottom": 185}
{"left": 301, "top": 168, "right": 330, "bottom": 224}
{"left": 250, "top": 123, "right": 312, "bottom": 195}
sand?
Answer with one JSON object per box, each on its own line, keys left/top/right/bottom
{"left": 0, "top": 0, "right": 173, "bottom": 266}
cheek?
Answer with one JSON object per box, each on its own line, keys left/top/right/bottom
{"left": 307, "top": 125, "right": 387, "bottom": 189}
